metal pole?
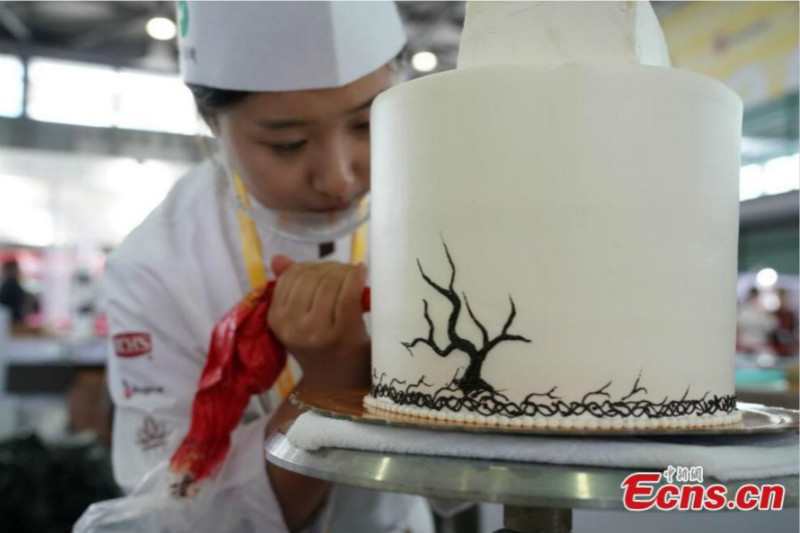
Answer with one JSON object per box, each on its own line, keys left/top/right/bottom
{"left": 494, "top": 505, "right": 573, "bottom": 533}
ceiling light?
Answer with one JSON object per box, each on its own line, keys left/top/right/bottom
{"left": 755, "top": 267, "right": 778, "bottom": 288}
{"left": 146, "top": 17, "right": 177, "bottom": 41}
{"left": 411, "top": 51, "right": 438, "bottom": 73}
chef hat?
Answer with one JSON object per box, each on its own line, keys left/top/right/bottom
{"left": 177, "top": 1, "right": 406, "bottom": 92}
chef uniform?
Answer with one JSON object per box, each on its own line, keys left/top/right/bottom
{"left": 103, "top": 2, "right": 433, "bottom": 532}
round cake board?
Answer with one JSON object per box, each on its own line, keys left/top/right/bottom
{"left": 291, "top": 389, "right": 799, "bottom": 438}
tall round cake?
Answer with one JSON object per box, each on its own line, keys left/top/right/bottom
{"left": 366, "top": 1, "right": 743, "bottom": 429}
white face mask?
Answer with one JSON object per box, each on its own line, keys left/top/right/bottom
{"left": 247, "top": 194, "right": 369, "bottom": 244}
{"left": 220, "top": 161, "right": 369, "bottom": 244}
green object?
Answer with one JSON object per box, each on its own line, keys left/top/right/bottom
{"left": 742, "top": 92, "right": 799, "bottom": 164}
{"left": 739, "top": 222, "right": 799, "bottom": 275}
{"left": 735, "top": 367, "right": 787, "bottom": 386}
{"left": 178, "top": 0, "right": 189, "bottom": 38}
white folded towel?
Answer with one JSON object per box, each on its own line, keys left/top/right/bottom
{"left": 287, "top": 411, "right": 798, "bottom": 481}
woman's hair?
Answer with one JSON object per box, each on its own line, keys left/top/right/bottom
{"left": 186, "top": 84, "right": 249, "bottom": 127}
{"left": 187, "top": 46, "right": 409, "bottom": 127}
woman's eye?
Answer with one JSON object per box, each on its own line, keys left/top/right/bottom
{"left": 354, "top": 121, "right": 370, "bottom": 132}
{"left": 267, "top": 140, "right": 307, "bottom": 154}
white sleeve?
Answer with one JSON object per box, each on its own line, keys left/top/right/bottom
{"left": 103, "top": 258, "right": 293, "bottom": 533}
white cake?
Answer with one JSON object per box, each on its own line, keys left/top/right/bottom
{"left": 366, "top": 1, "right": 743, "bottom": 429}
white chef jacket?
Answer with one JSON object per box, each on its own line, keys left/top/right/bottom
{"left": 103, "top": 160, "right": 434, "bottom": 533}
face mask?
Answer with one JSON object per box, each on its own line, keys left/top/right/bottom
{"left": 220, "top": 161, "right": 369, "bottom": 244}
{"left": 247, "top": 194, "right": 369, "bottom": 244}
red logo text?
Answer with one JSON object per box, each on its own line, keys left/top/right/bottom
{"left": 113, "top": 332, "right": 153, "bottom": 358}
{"left": 622, "top": 469, "right": 784, "bottom": 511}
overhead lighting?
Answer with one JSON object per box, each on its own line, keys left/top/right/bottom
{"left": 411, "top": 51, "right": 438, "bottom": 73}
{"left": 755, "top": 267, "right": 778, "bottom": 288}
{"left": 146, "top": 17, "right": 177, "bottom": 41}
{"left": 0, "top": 54, "right": 23, "bottom": 118}
{"left": 739, "top": 153, "right": 800, "bottom": 201}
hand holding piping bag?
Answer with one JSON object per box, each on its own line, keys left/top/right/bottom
{"left": 170, "top": 255, "right": 370, "bottom": 491}
{"left": 268, "top": 254, "right": 372, "bottom": 391}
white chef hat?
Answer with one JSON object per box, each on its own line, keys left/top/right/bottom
{"left": 177, "top": 1, "right": 406, "bottom": 92}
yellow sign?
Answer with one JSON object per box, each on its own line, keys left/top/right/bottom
{"left": 661, "top": 1, "right": 799, "bottom": 107}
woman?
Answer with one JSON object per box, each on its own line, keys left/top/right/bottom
{"left": 104, "top": 2, "right": 433, "bottom": 532}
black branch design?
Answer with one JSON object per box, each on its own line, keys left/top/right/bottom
{"left": 401, "top": 238, "right": 531, "bottom": 394}
{"left": 680, "top": 386, "right": 690, "bottom": 402}
{"left": 620, "top": 371, "right": 649, "bottom": 402}
{"left": 370, "top": 372, "right": 737, "bottom": 420}
{"left": 581, "top": 381, "right": 612, "bottom": 404}
{"left": 523, "top": 386, "right": 562, "bottom": 402}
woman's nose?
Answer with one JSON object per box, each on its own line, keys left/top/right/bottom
{"left": 312, "top": 137, "right": 356, "bottom": 199}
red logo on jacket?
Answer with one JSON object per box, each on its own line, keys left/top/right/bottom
{"left": 113, "top": 332, "right": 152, "bottom": 358}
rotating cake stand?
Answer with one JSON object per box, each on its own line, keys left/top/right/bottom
{"left": 266, "top": 391, "right": 799, "bottom": 533}
{"left": 266, "top": 428, "right": 798, "bottom": 533}
{"left": 265, "top": 393, "right": 799, "bottom": 533}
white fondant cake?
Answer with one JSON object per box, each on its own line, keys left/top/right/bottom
{"left": 367, "top": 1, "right": 743, "bottom": 429}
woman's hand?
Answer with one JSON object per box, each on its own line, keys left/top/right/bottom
{"left": 267, "top": 254, "right": 370, "bottom": 390}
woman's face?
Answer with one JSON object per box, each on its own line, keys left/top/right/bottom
{"left": 214, "top": 65, "right": 395, "bottom": 213}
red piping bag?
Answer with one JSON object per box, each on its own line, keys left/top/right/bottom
{"left": 170, "top": 281, "right": 370, "bottom": 490}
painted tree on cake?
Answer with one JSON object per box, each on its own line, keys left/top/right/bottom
{"left": 402, "top": 238, "right": 531, "bottom": 394}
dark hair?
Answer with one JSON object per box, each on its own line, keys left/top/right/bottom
{"left": 2, "top": 260, "right": 19, "bottom": 276}
{"left": 186, "top": 84, "right": 250, "bottom": 125}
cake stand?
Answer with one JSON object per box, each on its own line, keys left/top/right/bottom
{"left": 265, "top": 391, "right": 799, "bottom": 533}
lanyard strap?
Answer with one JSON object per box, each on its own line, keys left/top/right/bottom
{"left": 231, "top": 173, "right": 367, "bottom": 399}
{"left": 231, "top": 172, "right": 269, "bottom": 288}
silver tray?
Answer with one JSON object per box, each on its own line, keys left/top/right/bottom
{"left": 292, "top": 388, "right": 799, "bottom": 437}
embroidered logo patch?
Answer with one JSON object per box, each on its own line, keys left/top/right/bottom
{"left": 136, "top": 416, "right": 169, "bottom": 452}
{"left": 113, "top": 332, "right": 152, "bottom": 358}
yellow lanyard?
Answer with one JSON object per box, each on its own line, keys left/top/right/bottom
{"left": 231, "top": 173, "right": 367, "bottom": 399}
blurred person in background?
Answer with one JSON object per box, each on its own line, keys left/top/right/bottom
{"left": 0, "top": 259, "right": 36, "bottom": 330}
{"left": 737, "top": 287, "right": 779, "bottom": 354}
{"left": 101, "top": 2, "right": 432, "bottom": 533}
{"left": 770, "top": 288, "right": 798, "bottom": 356}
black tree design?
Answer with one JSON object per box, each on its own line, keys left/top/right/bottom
{"left": 402, "top": 238, "right": 531, "bottom": 394}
